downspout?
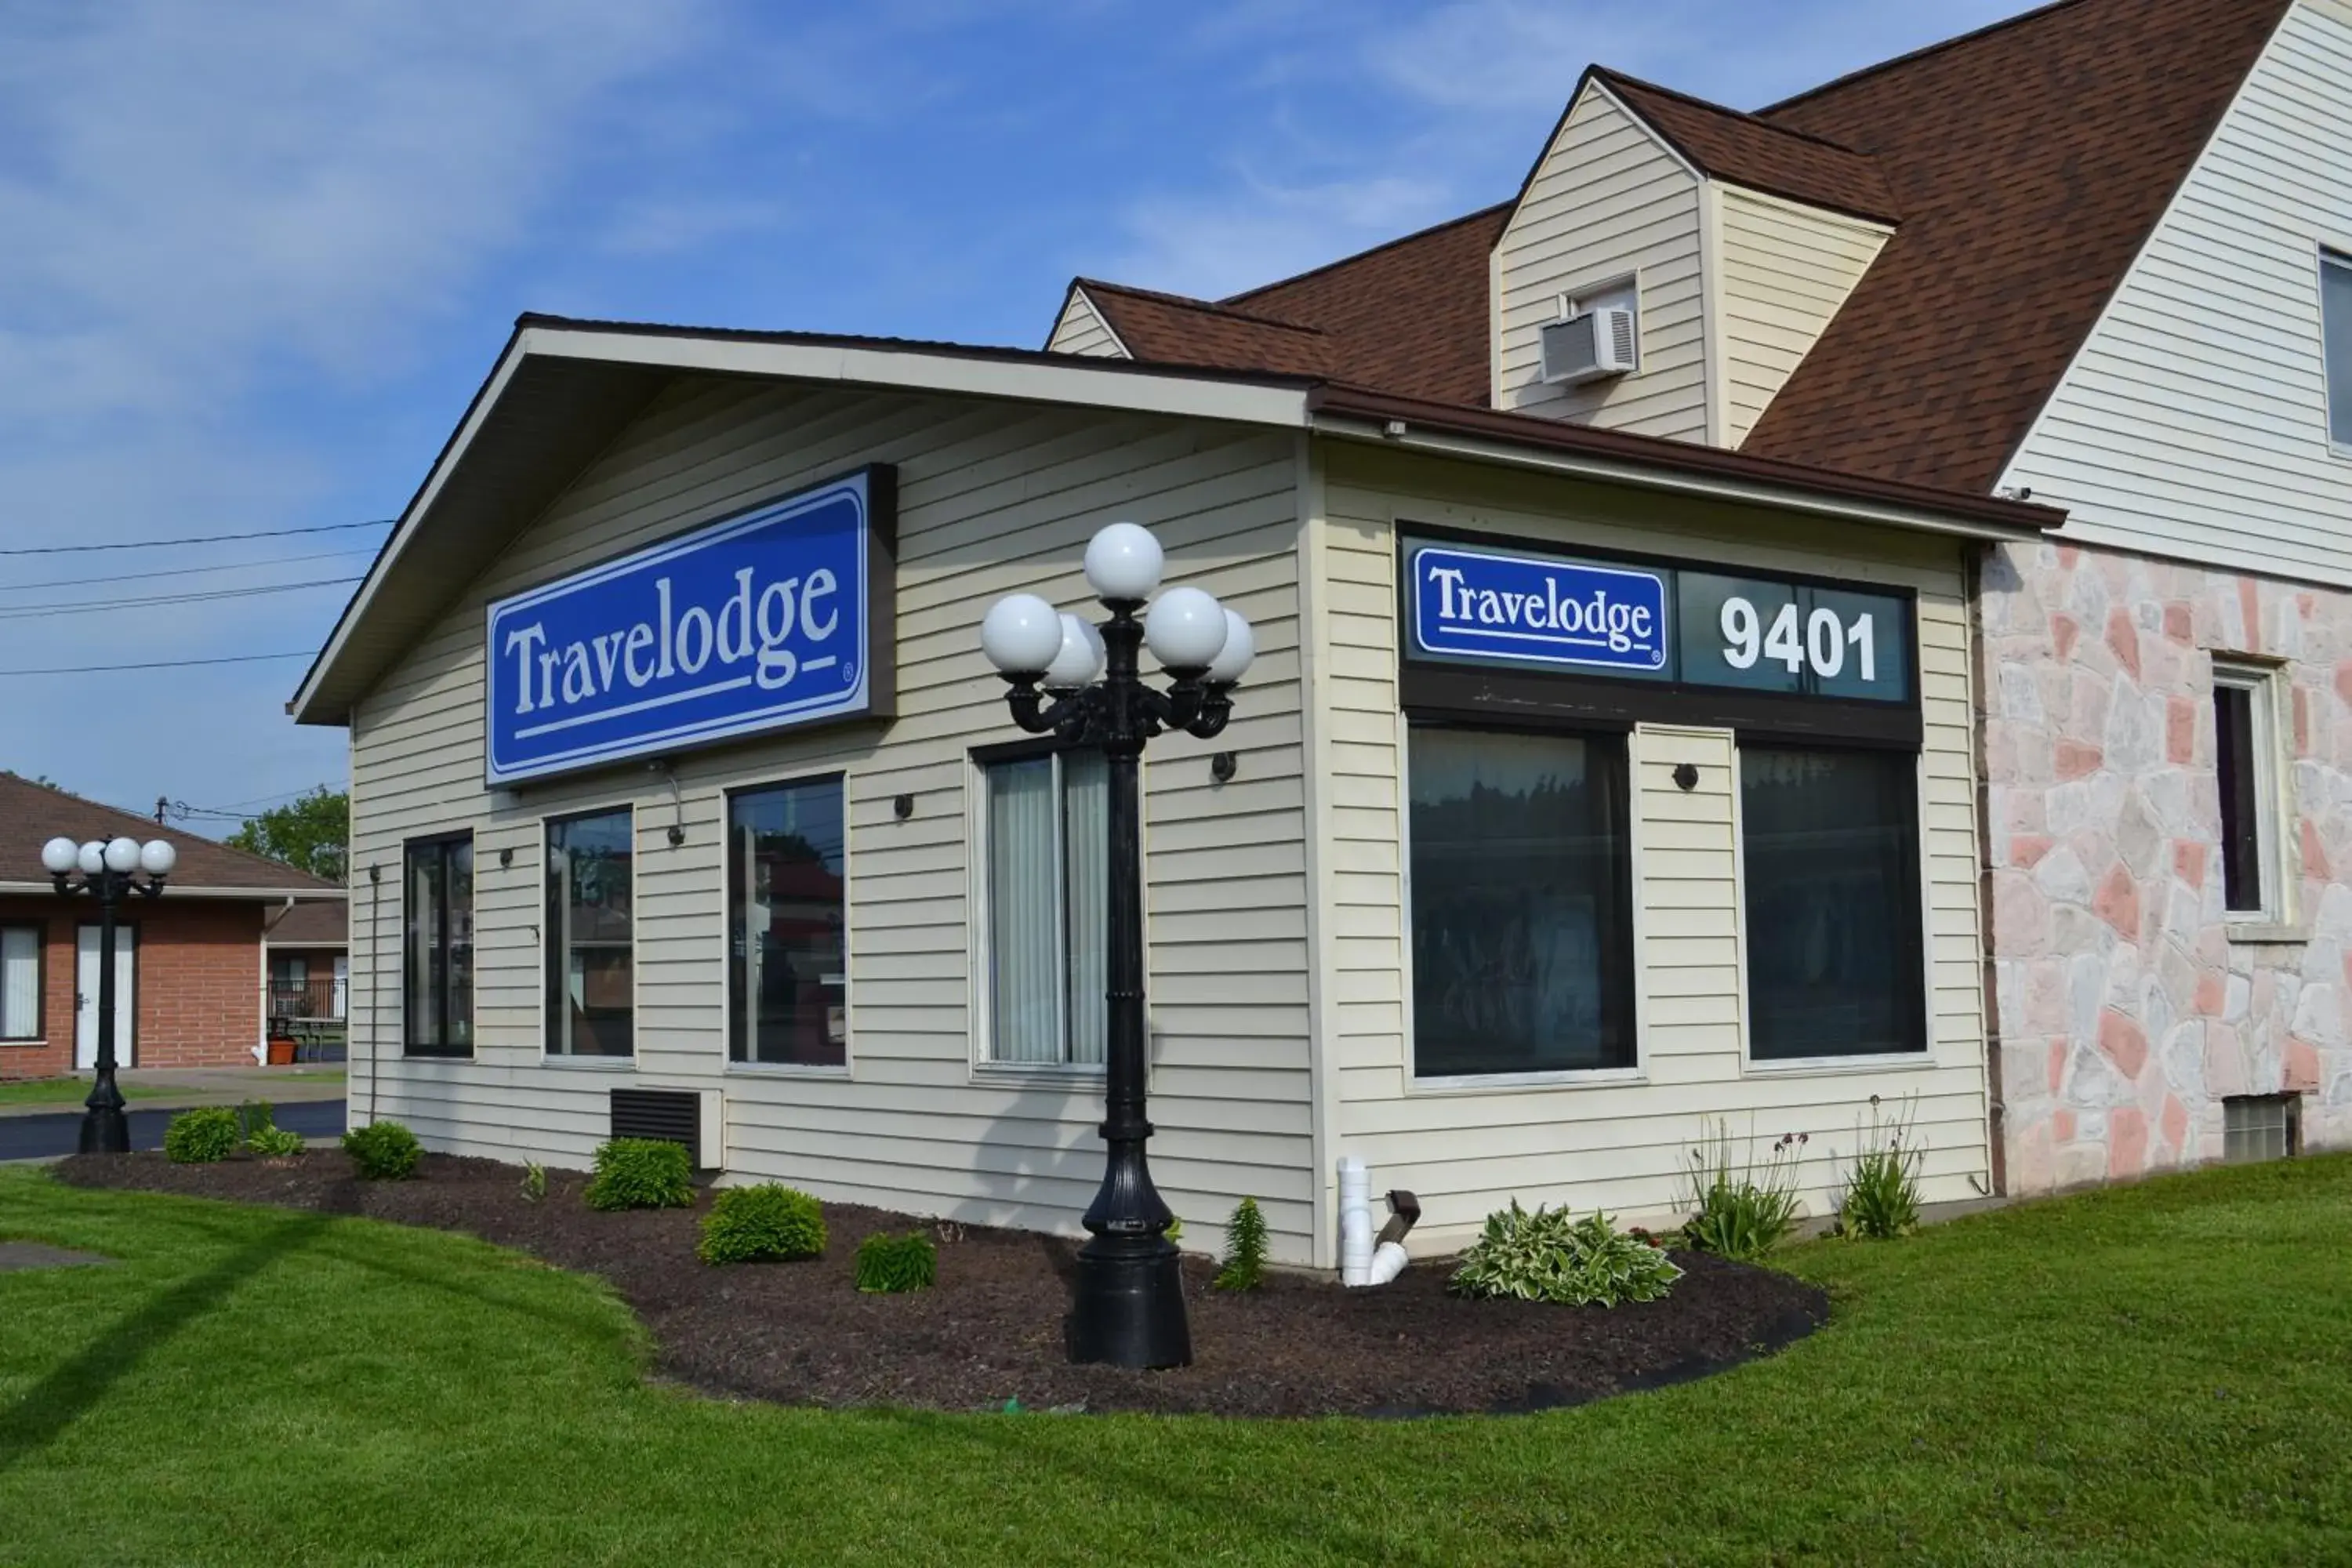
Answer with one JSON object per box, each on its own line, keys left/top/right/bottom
{"left": 1966, "top": 543, "right": 2008, "bottom": 1198}
{"left": 367, "top": 864, "right": 381, "bottom": 1126}
{"left": 257, "top": 895, "right": 295, "bottom": 1063}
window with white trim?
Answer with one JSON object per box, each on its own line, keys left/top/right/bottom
{"left": 1, "top": 924, "right": 41, "bottom": 1040}
{"left": 2212, "top": 662, "right": 2283, "bottom": 921}
{"left": 2323, "top": 250, "right": 2352, "bottom": 447}
{"left": 978, "top": 750, "right": 1107, "bottom": 1067}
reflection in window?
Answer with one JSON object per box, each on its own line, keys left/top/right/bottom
{"left": 982, "top": 751, "right": 1108, "bottom": 1066}
{"left": 1408, "top": 726, "right": 1632, "bottom": 1076}
{"left": 546, "top": 810, "right": 633, "bottom": 1058}
{"left": 405, "top": 836, "right": 474, "bottom": 1055}
{"left": 1740, "top": 746, "right": 1924, "bottom": 1060}
{"left": 728, "top": 778, "right": 848, "bottom": 1066}
{"left": 2325, "top": 252, "right": 2352, "bottom": 447}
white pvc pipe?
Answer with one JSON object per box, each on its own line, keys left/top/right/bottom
{"left": 1367, "top": 1240, "right": 1408, "bottom": 1286}
{"left": 1338, "top": 1156, "right": 1373, "bottom": 1286}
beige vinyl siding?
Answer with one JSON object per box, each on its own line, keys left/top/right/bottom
{"left": 1717, "top": 185, "right": 1893, "bottom": 448}
{"left": 2004, "top": 0, "right": 2352, "bottom": 584}
{"left": 1494, "top": 83, "right": 1708, "bottom": 440}
{"left": 1311, "top": 439, "right": 1990, "bottom": 1254}
{"left": 1046, "top": 289, "right": 1130, "bottom": 358}
{"left": 346, "top": 377, "right": 1320, "bottom": 1258}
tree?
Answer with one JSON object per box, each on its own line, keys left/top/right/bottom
{"left": 227, "top": 786, "right": 348, "bottom": 882}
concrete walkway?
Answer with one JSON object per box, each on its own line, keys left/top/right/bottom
{"left": 0, "top": 1066, "right": 347, "bottom": 1120}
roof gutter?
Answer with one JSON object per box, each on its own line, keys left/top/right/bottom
{"left": 1308, "top": 387, "right": 2063, "bottom": 542}
{"left": 0, "top": 884, "right": 347, "bottom": 902}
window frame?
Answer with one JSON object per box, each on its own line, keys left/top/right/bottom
{"left": 541, "top": 804, "right": 638, "bottom": 1065}
{"left": 722, "top": 770, "right": 852, "bottom": 1076}
{"left": 968, "top": 737, "right": 1118, "bottom": 1078}
{"left": 2212, "top": 657, "right": 2293, "bottom": 931}
{"left": 401, "top": 832, "right": 475, "bottom": 1058}
{"left": 1399, "top": 715, "right": 1643, "bottom": 1090}
{"left": 1732, "top": 738, "right": 1934, "bottom": 1073}
{"left": 0, "top": 920, "right": 45, "bottom": 1043}
{"left": 2320, "top": 247, "right": 2352, "bottom": 456}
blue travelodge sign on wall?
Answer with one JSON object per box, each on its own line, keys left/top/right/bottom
{"left": 1410, "top": 543, "right": 1670, "bottom": 675}
{"left": 485, "top": 466, "right": 895, "bottom": 786}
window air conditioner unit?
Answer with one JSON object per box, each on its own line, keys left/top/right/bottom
{"left": 1540, "top": 307, "right": 1638, "bottom": 385}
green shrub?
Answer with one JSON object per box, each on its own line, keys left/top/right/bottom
{"left": 1681, "top": 1120, "right": 1806, "bottom": 1261}
{"left": 855, "top": 1229, "right": 937, "bottom": 1294}
{"left": 583, "top": 1138, "right": 694, "bottom": 1212}
{"left": 163, "top": 1107, "right": 240, "bottom": 1164}
{"left": 699, "top": 1184, "right": 826, "bottom": 1264}
{"left": 1214, "top": 1196, "right": 1269, "bottom": 1292}
{"left": 1837, "top": 1098, "right": 1924, "bottom": 1240}
{"left": 519, "top": 1162, "right": 547, "bottom": 1203}
{"left": 1450, "top": 1201, "right": 1682, "bottom": 1308}
{"left": 1163, "top": 1214, "right": 1184, "bottom": 1243}
{"left": 342, "top": 1120, "right": 422, "bottom": 1181}
{"left": 237, "top": 1099, "right": 276, "bottom": 1142}
{"left": 246, "top": 1124, "right": 306, "bottom": 1158}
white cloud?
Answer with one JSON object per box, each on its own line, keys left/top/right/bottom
{"left": 1112, "top": 172, "right": 1454, "bottom": 300}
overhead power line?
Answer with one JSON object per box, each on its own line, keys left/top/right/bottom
{"left": 0, "top": 575, "right": 361, "bottom": 621}
{"left": 0, "top": 546, "right": 379, "bottom": 594}
{"left": 0, "top": 517, "right": 391, "bottom": 557}
{"left": 0, "top": 651, "right": 314, "bottom": 675}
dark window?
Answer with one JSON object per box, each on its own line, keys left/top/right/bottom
{"left": 404, "top": 837, "right": 474, "bottom": 1055}
{"left": 981, "top": 751, "right": 1108, "bottom": 1066}
{"left": 1, "top": 923, "right": 41, "bottom": 1040}
{"left": 1741, "top": 745, "right": 1925, "bottom": 1060}
{"left": 2214, "top": 679, "right": 2267, "bottom": 914}
{"left": 2325, "top": 252, "right": 2352, "bottom": 447}
{"left": 1408, "top": 725, "right": 1633, "bottom": 1076}
{"left": 728, "top": 777, "right": 848, "bottom": 1066}
{"left": 546, "top": 810, "right": 633, "bottom": 1058}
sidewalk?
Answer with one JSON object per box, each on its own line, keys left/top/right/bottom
{"left": 0, "top": 1065, "right": 347, "bottom": 1120}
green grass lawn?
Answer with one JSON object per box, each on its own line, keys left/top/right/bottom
{"left": 2, "top": 1158, "right": 2348, "bottom": 1566}
{"left": 0, "top": 1077, "right": 172, "bottom": 1108}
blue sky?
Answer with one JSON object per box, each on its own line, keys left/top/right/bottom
{"left": 0, "top": 0, "right": 2023, "bottom": 835}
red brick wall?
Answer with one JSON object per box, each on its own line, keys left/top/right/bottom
{"left": 0, "top": 896, "right": 266, "bottom": 1079}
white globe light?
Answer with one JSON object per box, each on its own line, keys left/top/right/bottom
{"left": 1144, "top": 586, "right": 1229, "bottom": 672}
{"left": 980, "top": 593, "right": 1065, "bottom": 675}
{"left": 104, "top": 837, "right": 140, "bottom": 873}
{"left": 1206, "top": 608, "right": 1257, "bottom": 686}
{"left": 40, "top": 837, "right": 78, "bottom": 875}
{"left": 1083, "top": 522, "right": 1163, "bottom": 602}
{"left": 76, "top": 841, "right": 105, "bottom": 876}
{"left": 1042, "top": 613, "right": 1107, "bottom": 691}
{"left": 140, "top": 839, "right": 178, "bottom": 876}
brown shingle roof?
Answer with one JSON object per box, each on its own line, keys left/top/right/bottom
{"left": 266, "top": 899, "right": 347, "bottom": 945}
{"left": 1592, "top": 70, "right": 1899, "bottom": 224}
{"left": 1738, "top": 0, "right": 2288, "bottom": 489}
{"left": 0, "top": 772, "right": 341, "bottom": 893}
{"left": 1073, "top": 281, "right": 1334, "bottom": 379}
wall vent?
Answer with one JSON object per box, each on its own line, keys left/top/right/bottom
{"left": 1541, "top": 307, "right": 1638, "bottom": 385}
{"left": 611, "top": 1087, "right": 702, "bottom": 1168}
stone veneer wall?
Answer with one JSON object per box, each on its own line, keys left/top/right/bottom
{"left": 1982, "top": 539, "right": 2352, "bottom": 1192}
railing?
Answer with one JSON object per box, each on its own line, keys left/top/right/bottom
{"left": 268, "top": 978, "right": 344, "bottom": 1025}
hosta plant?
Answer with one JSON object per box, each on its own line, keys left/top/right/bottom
{"left": 1450, "top": 1201, "right": 1682, "bottom": 1308}
{"left": 246, "top": 1124, "right": 306, "bottom": 1159}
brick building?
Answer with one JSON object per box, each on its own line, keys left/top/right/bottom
{"left": 0, "top": 774, "right": 343, "bottom": 1078}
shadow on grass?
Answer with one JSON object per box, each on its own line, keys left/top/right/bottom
{"left": 0, "top": 1206, "right": 336, "bottom": 1474}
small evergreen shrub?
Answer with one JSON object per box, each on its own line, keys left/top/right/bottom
{"left": 1214, "top": 1196, "right": 1269, "bottom": 1292}
{"left": 343, "top": 1120, "right": 422, "bottom": 1181}
{"left": 855, "top": 1229, "right": 937, "bottom": 1293}
{"left": 246, "top": 1124, "right": 306, "bottom": 1158}
{"left": 699, "top": 1184, "right": 826, "bottom": 1264}
{"left": 1837, "top": 1098, "right": 1924, "bottom": 1240}
{"left": 1450, "top": 1201, "right": 1682, "bottom": 1308}
{"left": 163, "top": 1107, "right": 240, "bottom": 1164}
{"left": 583, "top": 1138, "right": 694, "bottom": 1212}
{"left": 1681, "top": 1120, "right": 1806, "bottom": 1262}
{"left": 519, "top": 1162, "right": 547, "bottom": 1203}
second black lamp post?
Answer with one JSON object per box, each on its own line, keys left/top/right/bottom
{"left": 980, "top": 521, "right": 1255, "bottom": 1370}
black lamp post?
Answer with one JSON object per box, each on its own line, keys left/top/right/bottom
{"left": 981, "top": 522, "right": 1256, "bottom": 1370}
{"left": 41, "top": 833, "right": 176, "bottom": 1154}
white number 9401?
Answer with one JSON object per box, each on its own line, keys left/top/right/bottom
{"left": 1719, "top": 597, "right": 1875, "bottom": 682}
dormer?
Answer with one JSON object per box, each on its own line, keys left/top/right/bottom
{"left": 1494, "top": 69, "right": 1898, "bottom": 449}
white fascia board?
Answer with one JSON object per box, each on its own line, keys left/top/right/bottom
{"left": 1312, "top": 415, "right": 2042, "bottom": 543}
{"left": 289, "top": 326, "right": 1315, "bottom": 724}
{"left": 0, "top": 883, "right": 345, "bottom": 900}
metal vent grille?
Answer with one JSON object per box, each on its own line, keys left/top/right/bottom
{"left": 1540, "top": 312, "right": 1598, "bottom": 383}
{"left": 611, "top": 1088, "right": 700, "bottom": 1167}
{"left": 1606, "top": 308, "right": 1637, "bottom": 367}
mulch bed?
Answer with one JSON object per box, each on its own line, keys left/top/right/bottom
{"left": 52, "top": 1151, "right": 1828, "bottom": 1417}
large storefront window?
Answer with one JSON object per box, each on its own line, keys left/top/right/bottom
{"left": 728, "top": 777, "right": 848, "bottom": 1066}
{"left": 546, "top": 809, "right": 633, "bottom": 1058}
{"left": 404, "top": 835, "right": 474, "bottom": 1055}
{"left": 982, "top": 750, "right": 1108, "bottom": 1067}
{"left": 1740, "top": 746, "right": 1925, "bottom": 1060}
{"left": 1408, "top": 726, "right": 1633, "bottom": 1077}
